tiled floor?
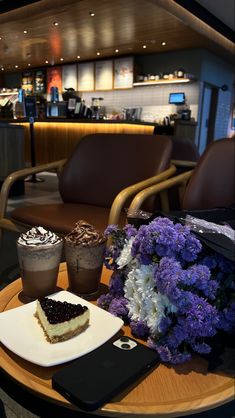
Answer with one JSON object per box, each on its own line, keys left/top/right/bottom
{"left": 6, "top": 171, "right": 62, "bottom": 215}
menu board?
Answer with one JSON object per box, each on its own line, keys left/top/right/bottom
{"left": 34, "top": 69, "right": 46, "bottom": 94}
{"left": 114, "top": 57, "right": 133, "bottom": 89}
{"left": 78, "top": 62, "right": 94, "bottom": 91}
{"left": 22, "top": 71, "right": 34, "bottom": 95}
{"left": 95, "top": 60, "right": 113, "bottom": 90}
{"left": 47, "top": 67, "right": 62, "bottom": 94}
{"left": 62, "top": 64, "right": 77, "bottom": 90}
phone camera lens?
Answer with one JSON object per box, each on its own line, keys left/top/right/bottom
{"left": 120, "top": 336, "right": 129, "bottom": 342}
{"left": 121, "top": 343, "right": 131, "bottom": 349}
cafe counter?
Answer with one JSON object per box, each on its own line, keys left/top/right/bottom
{"left": 3, "top": 119, "right": 155, "bottom": 164}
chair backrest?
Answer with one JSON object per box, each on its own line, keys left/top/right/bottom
{"left": 182, "top": 138, "right": 235, "bottom": 210}
{"left": 171, "top": 136, "right": 200, "bottom": 162}
{"left": 59, "top": 133, "right": 172, "bottom": 207}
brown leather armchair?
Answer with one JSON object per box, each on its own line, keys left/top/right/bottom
{"left": 129, "top": 138, "right": 235, "bottom": 214}
{"left": 0, "top": 133, "right": 176, "bottom": 237}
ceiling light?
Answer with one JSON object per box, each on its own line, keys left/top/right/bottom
{"left": 143, "top": 45, "right": 147, "bottom": 49}
{"left": 28, "top": 63, "right": 31, "bottom": 66}
{"left": 53, "top": 22, "right": 59, "bottom": 26}
{"left": 77, "top": 55, "right": 80, "bottom": 59}
{"left": 89, "top": 12, "right": 95, "bottom": 17}
{"left": 15, "top": 65, "right": 18, "bottom": 68}
{"left": 115, "top": 49, "right": 119, "bottom": 53}
{"left": 97, "top": 52, "right": 100, "bottom": 56}
{"left": 161, "top": 42, "right": 166, "bottom": 46}
{"left": 60, "top": 58, "right": 64, "bottom": 61}
{"left": 23, "top": 30, "right": 28, "bottom": 34}
{"left": 0, "top": 37, "right": 2, "bottom": 40}
{"left": 45, "top": 60, "right": 49, "bottom": 64}
{"left": 1, "top": 67, "right": 4, "bottom": 71}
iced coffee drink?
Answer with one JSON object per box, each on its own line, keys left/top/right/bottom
{"left": 64, "top": 220, "right": 106, "bottom": 296}
{"left": 17, "top": 226, "right": 63, "bottom": 300}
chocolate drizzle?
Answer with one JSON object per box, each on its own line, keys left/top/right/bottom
{"left": 65, "top": 220, "right": 105, "bottom": 247}
{"left": 39, "top": 297, "right": 88, "bottom": 324}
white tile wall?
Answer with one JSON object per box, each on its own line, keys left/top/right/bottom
{"left": 81, "top": 82, "right": 200, "bottom": 123}
{"left": 214, "top": 90, "right": 232, "bottom": 140}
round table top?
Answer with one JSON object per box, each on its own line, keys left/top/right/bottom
{"left": 0, "top": 263, "right": 234, "bottom": 417}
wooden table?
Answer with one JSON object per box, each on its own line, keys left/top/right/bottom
{"left": 0, "top": 264, "right": 234, "bottom": 417}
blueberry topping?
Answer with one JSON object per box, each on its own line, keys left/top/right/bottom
{"left": 39, "top": 297, "right": 88, "bottom": 324}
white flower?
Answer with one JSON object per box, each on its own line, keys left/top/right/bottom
{"left": 145, "top": 293, "right": 177, "bottom": 336}
{"left": 135, "top": 264, "right": 155, "bottom": 294}
{"left": 116, "top": 237, "right": 134, "bottom": 269}
{"left": 124, "top": 263, "right": 177, "bottom": 335}
{"left": 127, "top": 293, "right": 144, "bottom": 320}
{"left": 124, "top": 264, "right": 156, "bottom": 321}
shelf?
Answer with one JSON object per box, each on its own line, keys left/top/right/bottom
{"left": 133, "top": 78, "right": 193, "bottom": 86}
{"left": 0, "top": 92, "right": 18, "bottom": 96}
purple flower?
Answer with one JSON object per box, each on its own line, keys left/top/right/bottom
{"left": 97, "top": 293, "right": 113, "bottom": 310}
{"left": 109, "top": 297, "right": 129, "bottom": 318}
{"left": 158, "top": 316, "right": 172, "bottom": 334}
{"left": 98, "top": 217, "right": 235, "bottom": 365}
{"left": 109, "top": 271, "right": 125, "bottom": 297}
{"left": 104, "top": 224, "right": 119, "bottom": 237}
{"left": 181, "top": 234, "right": 202, "bottom": 262}
{"left": 191, "top": 342, "right": 211, "bottom": 354}
{"left": 130, "top": 320, "right": 149, "bottom": 338}
{"left": 123, "top": 224, "right": 137, "bottom": 239}
{"left": 184, "top": 264, "right": 218, "bottom": 300}
{"left": 218, "top": 302, "right": 235, "bottom": 332}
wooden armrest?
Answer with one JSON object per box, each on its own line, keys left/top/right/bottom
{"left": 0, "top": 159, "right": 66, "bottom": 220}
{"left": 108, "top": 164, "right": 176, "bottom": 225}
{"left": 171, "top": 159, "right": 197, "bottom": 168}
{"left": 129, "top": 170, "right": 193, "bottom": 214}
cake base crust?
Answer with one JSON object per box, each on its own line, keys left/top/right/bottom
{"left": 35, "top": 312, "right": 89, "bottom": 343}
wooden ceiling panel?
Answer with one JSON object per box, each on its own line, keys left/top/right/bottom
{"left": 0, "top": 0, "right": 234, "bottom": 72}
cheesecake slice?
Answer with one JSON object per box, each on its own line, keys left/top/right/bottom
{"left": 35, "top": 297, "right": 90, "bottom": 343}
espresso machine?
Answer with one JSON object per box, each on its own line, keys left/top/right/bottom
{"left": 91, "top": 97, "right": 105, "bottom": 119}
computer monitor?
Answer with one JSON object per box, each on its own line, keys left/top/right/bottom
{"left": 169, "top": 92, "right": 185, "bottom": 105}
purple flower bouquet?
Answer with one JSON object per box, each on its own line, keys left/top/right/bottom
{"left": 98, "top": 217, "right": 235, "bottom": 364}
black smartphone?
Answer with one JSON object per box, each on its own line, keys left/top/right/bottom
{"left": 52, "top": 336, "right": 159, "bottom": 411}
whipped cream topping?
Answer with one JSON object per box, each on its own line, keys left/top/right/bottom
{"left": 18, "top": 226, "right": 62, "bottom": 246}
{"left": 65, "top": 220, "right": 105, "bottom": 247}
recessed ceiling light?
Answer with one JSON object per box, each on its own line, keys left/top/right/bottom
{"left": 1, "top": 67, "right": 4, "bottom": 71}
{"left": 28, "top": 63, "right": 31, "bottom": 66}
{"left": 77, "top": 55, "right": 80, "bottom": 59}
{"left": 97, "top": 52, "right": 100, "bottom": 56}
{"left": 89, "top": 12, "right": 95, "bottom": 17}
{"left": 53, "top": 22, "right": 59, "bottom": 26}
{"left": 143, "top": 45, "right": 147, "bottom": 49}
{"left": 60, "top": 58, "right": 64, "bottom": 61}
{"left": 115, "top": 49, "right": 119, "bottom": 53}
{"left": 15, "top": 65, "right": 18, "bottom": 68}
{"left": 23, "top": 30, "right": 28, "bottom": 34}
{"left": 0, "top": 37, "right": 2, "bottom": 40}
{"left": 161, "top": 41, "right": 166, "bottom": 46}
{"left": 45, "top": 60, "right": 49, "bottom": 64}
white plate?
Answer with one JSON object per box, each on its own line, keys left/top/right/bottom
{"left": 0, "top": 291, "right": 124, "bottom": 367}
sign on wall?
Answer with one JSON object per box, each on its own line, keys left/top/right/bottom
{"left": 78, "top": 62, "right": 94, "bottom": 91}
{"left": 114, "top": 57, "right": 133, "bottom": 89}
{"left": 95, "top": 60, "right": 113, "bottom": 90}
{"left": 62, "top": 64, "right": 77, "bottom": 90}
{"left": 47, "top": 67, "right": 62, "bottom": 94}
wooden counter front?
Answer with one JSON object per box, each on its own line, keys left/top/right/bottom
{"left": 10, "top": 120, "right": 155, "bottom": 164}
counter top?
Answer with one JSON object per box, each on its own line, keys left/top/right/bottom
{"left": 0, "top": 118, "right": 197, "bottom": 126}
{"left": 0, "top": 118, "right": 156, "bottom": 126}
